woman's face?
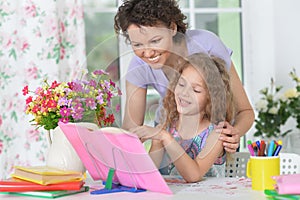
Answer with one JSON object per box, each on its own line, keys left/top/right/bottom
{"left": 127, "top": 24, "right": 176, "bottom": 69}
{"left": 174, "top": 65, "right": 209, "bottom": 116}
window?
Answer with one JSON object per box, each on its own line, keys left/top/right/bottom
{"left": 83, "top": 0, "right": 243, "bottom": 127}
{"left": 83, "top": 0, "right": 121, "bottom": 126}
{"left": 179, "top": 0, "right": 243, "bottom": 78}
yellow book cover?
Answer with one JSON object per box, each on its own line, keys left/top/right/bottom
{"left": 11, "top": 166, "right": 84, "bottom": 185}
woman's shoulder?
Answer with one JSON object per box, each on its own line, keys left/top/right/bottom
{"left": 186, "top": 29, "right": 219, "bottom": 41}
{"left": 185, "top": 29, "right": 224, "bottom": 54}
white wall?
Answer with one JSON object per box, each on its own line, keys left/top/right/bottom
{"left": 242, "top": 0, "right": 300, "bottom": 137}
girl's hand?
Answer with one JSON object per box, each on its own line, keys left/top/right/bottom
{"left": 130, "top": 125, "right": 166, "bottom": 142}
{"left": 216, "top": 121, "right": 240, "bottom": 153}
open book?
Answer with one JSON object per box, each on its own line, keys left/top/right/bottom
{"left": 58, "top": 122, "right": 172, "bottom": 194}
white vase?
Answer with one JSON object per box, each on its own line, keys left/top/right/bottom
{"left": 46, "top": 122, "right": 98, "bottom": 173}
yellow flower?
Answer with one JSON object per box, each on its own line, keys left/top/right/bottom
{"left": 284, "top": 88, "right": 299, "bottom": 98}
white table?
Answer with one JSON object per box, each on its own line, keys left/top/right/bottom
{"left": 0, "top": 177, "right": 265, "bottom": 200}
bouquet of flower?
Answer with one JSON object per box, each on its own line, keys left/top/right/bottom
{"left": 22, "top": 69, "right": 121, "bottom": 130}
{"left": 254, "top": 78, "right": 292, "bottom": 138}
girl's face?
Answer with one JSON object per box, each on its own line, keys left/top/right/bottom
{"left": 127, "top": 24, "right": 176, "bottom": 69}
{"left": 174, "top": 65, "right": 209, "bottom": 116}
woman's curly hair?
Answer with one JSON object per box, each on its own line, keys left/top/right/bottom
{"left": 114, "top": 0, "right": 188, "bottom": 43}
{"left": 161, "top": 53, "right": 235, "bottom": 129}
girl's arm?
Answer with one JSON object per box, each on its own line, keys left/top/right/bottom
{"left": 162, "top": 130, "right": 224, "bottom": 183}
{"left": 130, "top": 125, "right": 166, "bottom": 168}
{"left": 149, "top": 140, "right": 165, "bottom": 168}
{"left": 122, "top": 81, "right": 147, "bottom": 130}
{"left": 131, "top": 126, "right": 223, "bottom": 182}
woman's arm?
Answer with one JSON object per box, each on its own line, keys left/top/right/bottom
{"left": 122, "top": 81, "right": 147, "bottom": 130}
{"left": 218, "top": 62, "right": 255, "bottom": 152}
{"left": 230, "top": 62, "right": 255, "bottom": 135}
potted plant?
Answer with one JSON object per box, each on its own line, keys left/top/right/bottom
{"left": 254, "top": 78, "right": 292, "bottom": 138}
{"left": 22, "top": 69, "right": 121, "bottom": 131}
{"left": 286, "top": 68, "right": 300, "bottom": 130}
{"left": 22, "top": 69, "right": 121, "bottom": 172}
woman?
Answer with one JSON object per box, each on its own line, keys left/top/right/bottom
{"left": 114, "top": 0, "right": 254, "bottom": 152}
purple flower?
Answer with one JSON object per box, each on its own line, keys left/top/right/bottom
{"left": 116, "top": 104, "right": 121, "bottom": 113}
{"left": 89, "top": 79, "right": 97, "bottom": 88}
{"left": 107, "top": 91, "right": 113, "bottom": 101}
{"left": 93, "top": 69, "right": 108, "bottom": 76}
{"left": 109, "top": 79, "right": 115, "bottom": 87}
{"left": 72, "top": 80, "right": 84, "bottom": 92}
{"left": 71, "top": 104, "right": 84, "bottom": 120}
{"left": 85, "top": 97, "right": 96, "bottom": 110}
{"left": 59, "top": 117, "right": 69, "bottom": 123}
{"left": 58, "top": 97, "right": 69, "bottom": 107}
{"left": 72, "top": 111, "right": 83, "bottom": 120}
{"left": 104, "top": 80, "right": 110, "bottom": 89}
{"left": 60, "top": 106, "right": 71, "bottom": 117}
{"left": 96, "top": 93, "right": 104, "bottom": 105}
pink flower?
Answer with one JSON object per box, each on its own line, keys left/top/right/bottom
{"left": 0, "top": 140, "right": 3, "bottom": 154}
{"left": 116, "top": 104, "right": 121, "bottom": 113}
{"left": 85, "top": 98, "right": 96, "bottom": 110}
{"left": 22, "top": 86, "right": 29, "bottom": 95}
{"left": 22, "top": 70, "right": 121, "bottom": 130}
{"left": 25, "top": 4, "right": 37, "bottom": 17}
{"left": 25, "top": 96, "right": 33, "bottom": 104}
{"left": 60, "top": 107, "right": 71, "bottom": 117}
{"left": 59, "top": 117, "right": 69, "bottom": 123}
{"left": 26, "top": 65, "right": 39, "bottom": 79}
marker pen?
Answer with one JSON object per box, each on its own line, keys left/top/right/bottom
{"left": 267, "top": 140, "right": 275, "bottom": 156}
{"left": 258, "top": 140, "right": 266, "bottom": 156}
{"left": 247, "top": 140, "right": 255, "bottom": 156}
{"left": 272, "top": 140, "right": 283, "bottom": 156}
{"left": 255, "top": 140, "right": 260, "bottom": 150}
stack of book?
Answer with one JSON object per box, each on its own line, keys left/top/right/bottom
{"left": 0, "top": 165, "right": 89, "bottom": 198}
{"left": 264, "top": 174, "right": 300, "bottom": 200}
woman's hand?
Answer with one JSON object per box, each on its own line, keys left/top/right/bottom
{"left": 216, "top": 121, "right": 240, "bottom": 153}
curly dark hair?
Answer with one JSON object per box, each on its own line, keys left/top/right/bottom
{"left": 161, "top": 53, "right": 235, "bottom": 129}
{"left": 114, "top": 0, "right": 188, "bottom": 43}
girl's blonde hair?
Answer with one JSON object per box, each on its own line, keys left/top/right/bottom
{"left": 161, "top": 52, "right": 235, "bottom": 129}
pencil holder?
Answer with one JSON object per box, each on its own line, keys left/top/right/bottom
{"left": 246, "top": 156, "right": 280, "bottom": 190}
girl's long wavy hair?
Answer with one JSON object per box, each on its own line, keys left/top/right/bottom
{"left": 161, "top": 53, "right": 235, "bottom": 129}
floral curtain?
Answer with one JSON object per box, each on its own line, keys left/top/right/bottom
{"left": 0, "top": 0, "right": 86, "bottom": 179}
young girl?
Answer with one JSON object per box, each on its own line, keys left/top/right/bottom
{"left": 114, "top": 0, "right": 254, "bottom": 153}
{"left": 131, "top": 53, "right": 234, "bottom": 182}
